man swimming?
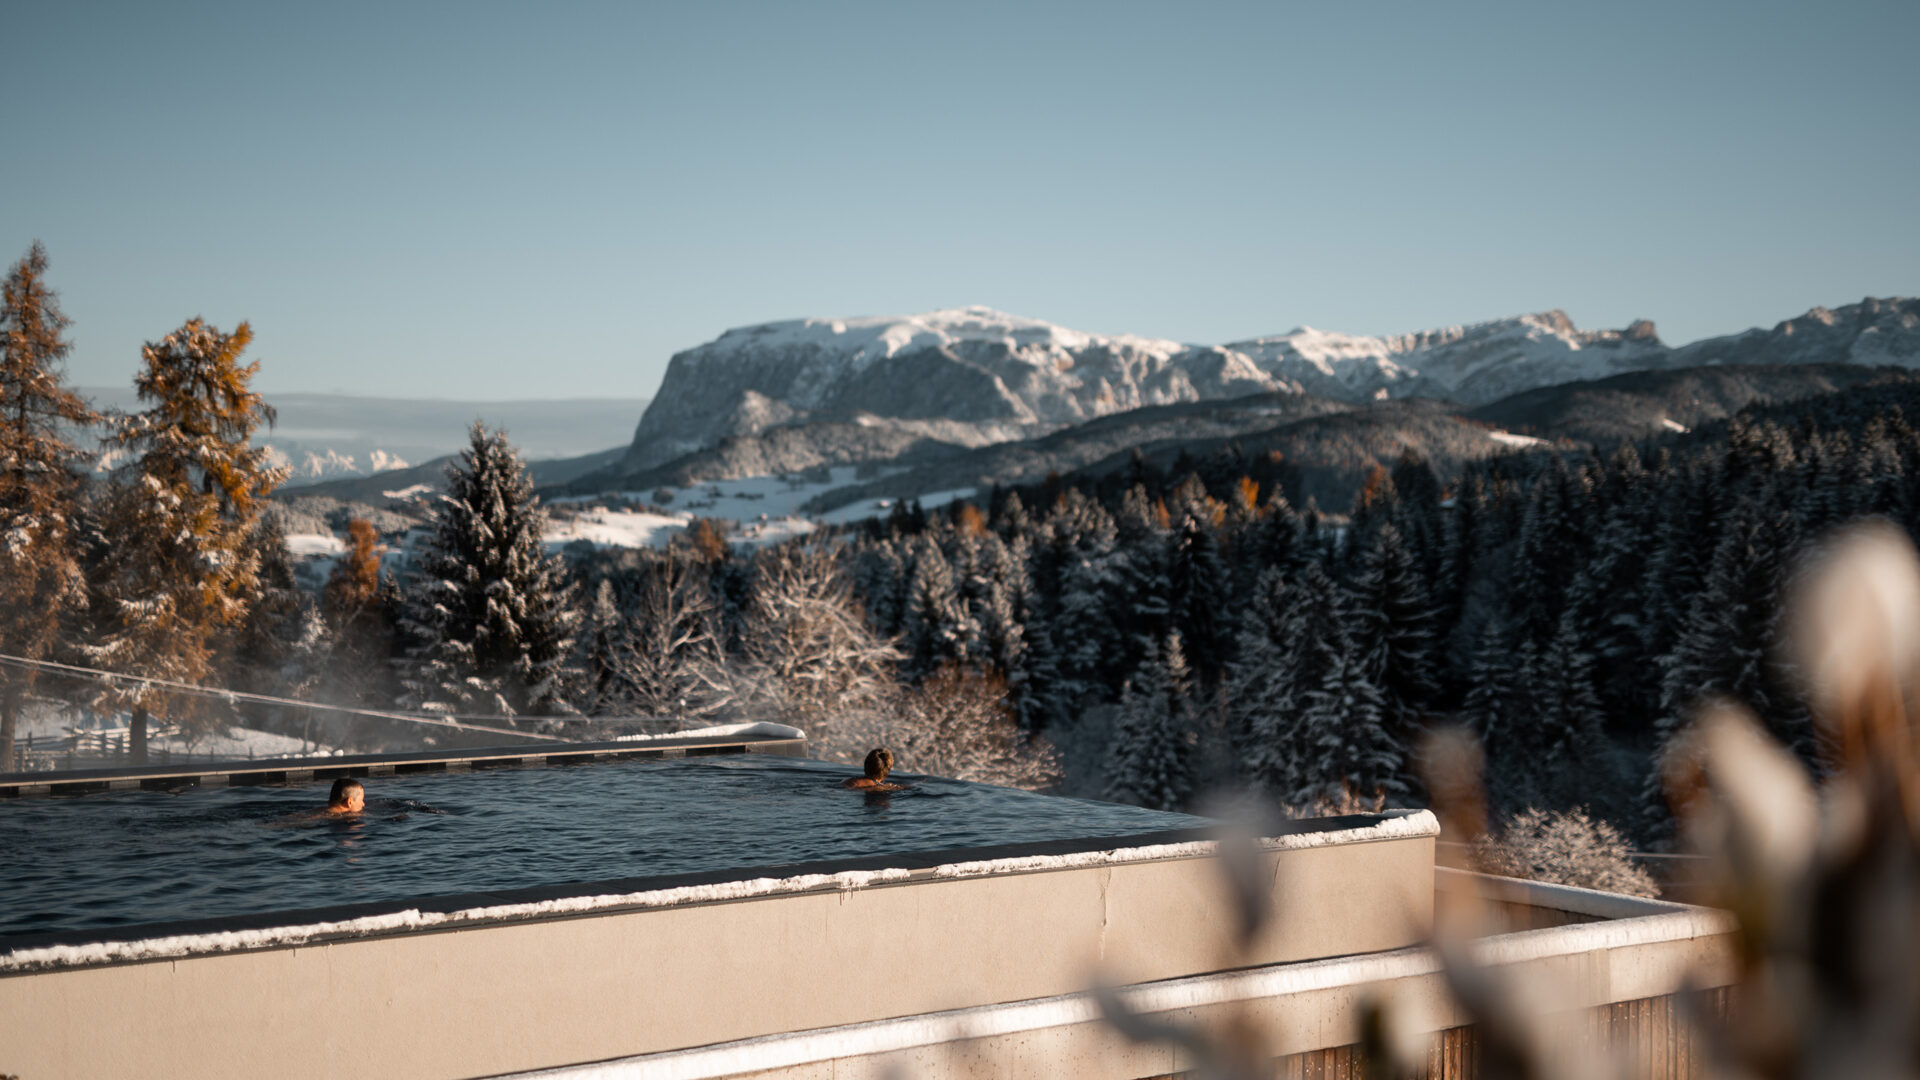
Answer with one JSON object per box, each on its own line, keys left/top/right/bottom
{"left": 326, "top": 777, "right": 366, "bottom": 814}
{"left": 841, "top": 747, "right": 906, "bottom": 792}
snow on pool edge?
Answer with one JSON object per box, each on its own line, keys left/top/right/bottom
{"left": 0, "top": 811, "right": 1436, "bottom": 973}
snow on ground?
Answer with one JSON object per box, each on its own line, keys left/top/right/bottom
{"left": 1661, "top": 417, "right": 1690, "bottom": 433}
{"left": 545, "top": 467, "right": 980, "bottom": 550}
{"left": 1487, "top": 430, "right": 1552, "bottom": 448}
{"left": 554, "top": 466, "right": 868, "bottom": 520}
{"left": 12, "top": 701, "right": 342, "bottom": 763}
{"left": 286, "top": 466, "right": 985, "bottom": 568}
{"left": 148, "top": 726, "right": 344, "bottom": 759}
{"left": 816, "top": 486, "right": 978, "bottom": 526}
{"left": 544, "top": 507, "right": 690, "bottom": 550}
{"left": 286, "top": 533, "right": 346, "bottom": 557}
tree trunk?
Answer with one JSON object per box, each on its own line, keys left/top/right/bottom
{"left": 131, "top": 705, "right": 149, "bottom": 765}
{"left": 0, "top": 685, "right": 18, "bottom": 773}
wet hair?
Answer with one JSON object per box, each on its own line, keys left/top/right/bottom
{"left": 328, "top": 778, "right": 364, "bottom": 808}
{"left": 863, "top": 747, "right": 893, "bottom": 782}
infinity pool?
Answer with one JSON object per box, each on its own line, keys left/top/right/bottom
{"left": 1, "top": 755, "right": 1202, "bottom": 938}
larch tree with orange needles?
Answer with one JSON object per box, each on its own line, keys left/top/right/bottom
{"left": 0, "top": 243, "right": 97, "bottom": 769}
{"left": 83, "top": 319, "right": 286, "bottom": 760}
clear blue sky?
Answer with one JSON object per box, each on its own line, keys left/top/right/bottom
{"left": 6, "top": 0, "right": 1916, "bottom": 400}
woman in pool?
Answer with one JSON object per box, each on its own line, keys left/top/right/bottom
{"left": 842, "top": 747, "right": 906, "bottom": 792}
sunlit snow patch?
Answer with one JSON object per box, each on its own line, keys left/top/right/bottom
{"left": 1487, "top": 430, "right": 1551, "bottom": 448}
{"left": 285, "top": 533, "right": 346, "bottom": 557}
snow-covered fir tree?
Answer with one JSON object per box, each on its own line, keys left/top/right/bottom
{"left": 1104, "top": 631, "right": 1194, "bottom": 811}
{"left": 1347, "top": 521, "right": 1440, "bottom": 757}
{"left": 397, "top": 422, "right": 576, "bottom": 717}
{"left": 1294, "top": 639, "right": 1402, "bottom": 813}
{"left": 1224, "top": 567, "right": 1302, "bottom": 798}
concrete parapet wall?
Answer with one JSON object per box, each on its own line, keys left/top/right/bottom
{"left": 0, "top": 814, "right": 1436, "bottom": 1080}
{"left": 516, "top": 874, "right": 1733, "bottom": 1080}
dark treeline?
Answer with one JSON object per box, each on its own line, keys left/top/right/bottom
{"left": 833, "top": 382, "right": 1920, "bottom": 837}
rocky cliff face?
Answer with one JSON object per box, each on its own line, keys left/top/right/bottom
{"left": 1221, "top": 309, "right": 1670, "bottom": 406}
{"left": 618, "top": 298, "right": 1918, "bottom": 479}
{"left": 620, "top": 306, "right": 1285, "bottom": 472}
{"left": 1670, "top": 296, "right": 1920, "bottom": 369}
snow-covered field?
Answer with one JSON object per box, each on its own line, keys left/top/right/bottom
{"left": 544, "top": 467, "right": 979, "bottom": 549}
{"left": 279, "top": 467, "right": 986, "bottom": 578}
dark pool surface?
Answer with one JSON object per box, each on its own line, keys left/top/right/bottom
{"left": 0, "top": 755, "right": 1204, "bottom": 938}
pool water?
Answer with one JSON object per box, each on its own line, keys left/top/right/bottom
{"left": 0, "top": 755, "right": 1203, "bottom": 938}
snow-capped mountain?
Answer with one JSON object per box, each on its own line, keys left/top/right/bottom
{"left": 1670, "top": 296, "right": 1920, "bottom": 368}
{"left": 620, "top": 306, "right": 1282, "bottom": 472}
{"left": 1223, "top": 310, "right": 1666, "bottom": 405}
{"left": 619, "top": 298, "right": 1919, "bottom": 481}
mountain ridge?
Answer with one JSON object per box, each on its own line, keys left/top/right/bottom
{"left": 607, "top": 297, "right": 1917, "bottom": 490}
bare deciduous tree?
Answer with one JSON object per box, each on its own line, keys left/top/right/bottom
{"left": 893, "top": 664, "right": 1061, "bottom": 791}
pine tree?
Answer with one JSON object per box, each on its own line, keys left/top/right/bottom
{"left": 1535, "top": 613, "right": 1607, "bottom": 771}
{"left": 1104, "top": 632, "right": 1194, "bottom": 811}
{"left": 1224, "top": 568, "right": 1302, "bottom": 797}
{"left": 86, "top": 318, "right": 285, "bottom": 759}
{"left": 1460, "top": 614, "right": 1520, "bottom": 758}
{"left": 979, "top": 532, "right": 1041, "bottom": 730}
{"left": 1642, "top": 503, "right": 1807, "bottom": 832}
{"left": 1267, "top": 553, "right": 1405, "bottom": 807}
{"left": 1167, "top": 510, "right": 1231, "bottom": 691}
{"left": 397, "top": 423, "right": 576, "bottom": 717}
{"left": 1049, "top": 492, "right": 1121, "bottom": 704}
{"left": 1114, "top": 485, "right": 1172, "bottom": 679}
{"left": 1347, "top": 522, "right": 1440, "bottom": 755}
{"left": 850, "top": 538, "right": 909, "bottom": 636}
{"left": 0, "top": 243, "right": 96, "bottom": 768}
{"left": 903, "top": 534, "right": 971, "bottom": 674}
{"left": 1507, "top": 458, "right": 1587, "bottom": 648}
{"left": 1294, "top": 640, "right": 1403, "bottom": 812}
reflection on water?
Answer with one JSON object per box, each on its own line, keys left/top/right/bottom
{"left": 1, "top": 756, "right": 1202, "bottom": 937}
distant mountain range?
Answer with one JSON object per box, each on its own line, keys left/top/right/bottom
{"left": 571, "top": 296, "right": 1918, "bottom": 496}
{"left": 267, "top": 297, "right": 1920, "bottom": 526}
{"left": 81, "top": 389, "right": 649, "bottom": 486}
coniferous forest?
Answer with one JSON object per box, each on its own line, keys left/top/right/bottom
{"left": 6, "top": 242, "right": 1919, "bottom": 848}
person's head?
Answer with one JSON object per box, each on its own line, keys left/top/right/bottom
{"left": 328, "top": 778, "right": 365, "bottom": 813}
{"left": 863, "top": 747, "right": 893, "bottom": 782}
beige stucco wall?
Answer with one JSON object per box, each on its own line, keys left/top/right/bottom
{"left": 0, "top": 833, "right": 1432, "bottom": 1080}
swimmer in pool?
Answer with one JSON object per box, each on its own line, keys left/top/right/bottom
{"left": 326, "top": 778, "right": 366, "bottom": 815}
{"left": 841, "top": 747, "right": 906, "bottom": 792}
